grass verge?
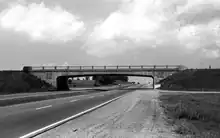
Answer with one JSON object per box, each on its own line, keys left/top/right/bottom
{"left": 158, "top": 92, "right": 220, "bottom": 138}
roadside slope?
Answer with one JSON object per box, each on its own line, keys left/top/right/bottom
{"left": 159, "top": 69, "right": 220, "bottom": 91}
{"left": 0, "top": 71, "right": 53, "bottom": 95}
{"left": 158, "top": 91, "right": 220, "bottom": 137}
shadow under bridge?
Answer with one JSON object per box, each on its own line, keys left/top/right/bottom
{"left": 56, "top": 74, "right": 154, "bottom": 91}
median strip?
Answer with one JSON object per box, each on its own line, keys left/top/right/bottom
{"left": 0, "top": 90, "right": 109, "bottom": 107}
{"left": 0, "top": 85, "right": 133, "bottom": 107}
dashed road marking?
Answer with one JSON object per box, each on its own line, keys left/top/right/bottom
{"left": 36, "top": 105, "right": 52, "bottom": 110}
{"left": 70, "top": 99, "right": 78, "bottom": 103}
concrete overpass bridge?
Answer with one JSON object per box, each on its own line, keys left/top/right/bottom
{"left": 23, "top": 65, "right": 187, "bottom": 90}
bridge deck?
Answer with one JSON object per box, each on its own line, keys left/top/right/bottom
{"left": 24, "top": 65, "right": 187, "bottom": 72}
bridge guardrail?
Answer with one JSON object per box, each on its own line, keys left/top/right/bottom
{"left": 23, "top": 65, "right": 187, "bottom": 72}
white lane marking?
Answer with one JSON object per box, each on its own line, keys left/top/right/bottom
{"left": 89, "top": 96, "right": 95, "bottom": 98}
{"left": 36, "top": 105, "right": 52, "bottom": 110}
{"left": 19, "top": 95, "right": 124, "bottom": 138}
{"left": 70, "top": 99, "right": 78, "bottom": 103}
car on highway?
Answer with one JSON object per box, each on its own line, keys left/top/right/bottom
{"left": 48, "top": 87, "right": 57, "bottom": 91}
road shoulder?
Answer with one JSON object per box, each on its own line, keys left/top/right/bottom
{"left": 35, "top": 90, "right": 178, "bottom": 138}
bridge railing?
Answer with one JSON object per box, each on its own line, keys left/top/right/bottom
{"left": 24, "top": 65, "right": 187, "bottom": 72}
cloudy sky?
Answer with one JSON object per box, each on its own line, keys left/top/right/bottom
{"left": 0, "top": 0, "right": 220, "bottom": 69}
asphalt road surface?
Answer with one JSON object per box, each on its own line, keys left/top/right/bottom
{"left": 0, "top": 88, "right": 134, "bottom": 138}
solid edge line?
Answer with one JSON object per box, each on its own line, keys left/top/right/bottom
{"left": 19, "top": 95, "right": 124, "bottom": 138}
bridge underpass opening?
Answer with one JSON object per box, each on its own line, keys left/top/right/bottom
{"left": 68, "top": 76, "right": 95, "bottom": 88}
{"left": 56, "top": 74, "right": 155, "bottom": 91}
{"left": 128, "top": 76, "right": 154, "bottom": 87}
{"left": 57, "top": 76, "right": 98, "bottom": 90}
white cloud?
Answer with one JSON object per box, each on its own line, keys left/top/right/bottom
{"left": 84, "top": 0, "right": 220, "bottom": 59}
{"left": 0, "top": 1, "right": 85, "bottom": 42}
{"left": 177, "top": 19, "right": 220, "bottom": 57}
{"left": 83, "top": 0, "right": 166, "bottom": 57}
{"left": 104, "top": 0, "right": 132, "bottom": 3}
{"left": 202, "top": 49, "right": 220, "bottom": 59}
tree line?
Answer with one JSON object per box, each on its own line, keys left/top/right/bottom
{"left": 93, "top": 75, "right": 128, "bottom": 85}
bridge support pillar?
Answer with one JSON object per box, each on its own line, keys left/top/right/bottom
{"left": 153, "top": 77, "right": 155, "bottom": 89}
{"left": 57, "top": 76, "right": 69, "bottom": 91}
{"left": 94, "top": 75, "right": 101, "bottom": 87}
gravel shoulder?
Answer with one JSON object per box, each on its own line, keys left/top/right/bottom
{"left": 35, "top": 90, "right": 179, "bottom": 138}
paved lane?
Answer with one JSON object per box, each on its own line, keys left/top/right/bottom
{"left": 0, "top": 89, "right": 133, "bottom": 138}
{"left": 0, "top": 91, "right": 113, "bottom": 118}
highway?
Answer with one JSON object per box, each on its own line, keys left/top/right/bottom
{"left": 0, "top": 88, "right": 135, "bottom": 138}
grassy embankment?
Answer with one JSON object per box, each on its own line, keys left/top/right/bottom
{"left": 158, "top": 69, "right": 220, "bottom": 137}
{"left": 0, "top": 71, "right": 60, "bottom": 106}
{"left": 0, "top": 71, "right": 54, "bottom": 95}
